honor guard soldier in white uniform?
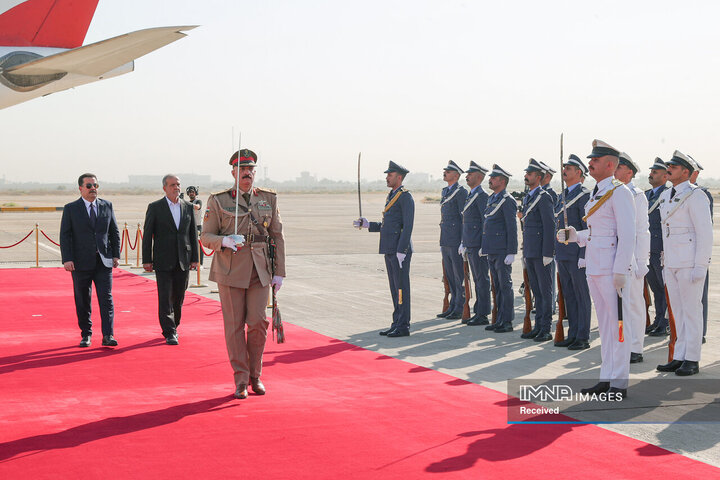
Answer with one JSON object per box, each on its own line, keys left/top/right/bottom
{"left": 558, "top": 140, "right": 635, "bottom": 399}
{"left": 645, "top": 159, "right": 670, "bottom": 336}
{"left": 438, "top": 160, "right": 468, "bottom": 320}
{"left": 688, "top": 157, "right": 712, "bottom": 343}
{"left": 459, "top": 161, "right": 491, "bottom": 325}
{"left": 656, "top": 151, "right": 712, "bottom": 376}
{"left": 615, "top": 152, "right": 650, "bottom": 364}
{"left": 201, "top": 149, "right": 286, "bottom": 399}
{"left": 483, "top": 164, "right": 518, "bottom": 333}
{"left": 355, "top": 161, "right": 415, "bottom": 337}
{"left": 554, "top": 154, "right": 592, "bottom": 350}
{"left": 519, "top": 159, "right": 555, "bottom": 342}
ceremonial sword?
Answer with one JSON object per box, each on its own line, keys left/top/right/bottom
{"left": 356, "top": 152, "right": 362, "bottom": 229}
{"left": 560, "top": 133, "right": 569, "bottom": 244}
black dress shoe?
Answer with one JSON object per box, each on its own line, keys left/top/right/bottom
{"left": 675, "top": 360, "right": 699, "bottom": 376}
{"left": 485, "top": 323, "right": 498, "bottom": 331}
{"left": 630, "top": 352, "right": 643, "bottom": 363}
{"left": 387, "top": 329, "right": 409, "bottom": 337}
{"left": 648, "top": 326, "right": 669, "bottom": 337}
{"left": 554, "top": 337, "right": 575, "bottom": 347}
{"left": 101, "top": 335, "right": 118, "bottom": 346}
{"left": 567, "top": 340, "right": 590, "bottom": 350}
{"left": 657, "top": 359, "right": 683, "bottom": 372}
{"left": 520, "top": 327, "right": 540, "bottom": 339}
{"left": 446, "top": 312, "right": 462, "bottom": 320}
{"left": 494, "top": 324, "right": 513, "bottom": 333}
{"left": 645, "top": 324, "right": 657, "bottom": 334}
{"left": 379, "top": 327, "right": 395, "bottom": 336}
{"left": 702, "top": 336, "right": 706, "bottom": 344}
{"left": 79, "top": 335, "right": 91, "bottom": 348}
{"left": 437, "top": 309, "right": 452, "bottom": 318}
{"left": 467, "top": 316, "right": 490, "bottom": 326}
{"left": 608, "top": 387, "right": 627, "bottom": 400}
{"left": 533, "top": 332, "right": 553, "bottom": 342}
{"left": 580, "top": 382, "right": 610, "bottom": 395}
{"left": 250, "top": 377, "right": 266, "bottom": 395}
{"left": 166, "top": 334, "right": 179, "bottom": 345}
{"left": 234, "top": 383, "right": 248, "bottom": 399}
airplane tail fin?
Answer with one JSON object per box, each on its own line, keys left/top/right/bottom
{"left": 0, "top": 0, "right": 99, "bottom": 48}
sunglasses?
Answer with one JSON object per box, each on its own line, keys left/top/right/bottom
{"left": 84, "top": 183, "right": 99, "bottom": 189}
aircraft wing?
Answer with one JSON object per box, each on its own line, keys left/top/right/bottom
{"left": 4, "top": 25, "right": 197, "bottom": 77}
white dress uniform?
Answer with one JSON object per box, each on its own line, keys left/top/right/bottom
{"left": 659, "top": 179, "right": 712, "bottom": 364}
{"left": 575, "top": 175, "right": 636, "bottom": 389}
{"left": 624, "top": 180, "right": 650, "bottom": 356}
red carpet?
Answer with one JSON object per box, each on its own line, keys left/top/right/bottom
{"left": 0, "top": 268, "right": 717, "bottom": 479}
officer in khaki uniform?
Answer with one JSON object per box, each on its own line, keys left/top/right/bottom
{"left": 201, "top": 149, "right": 286, "bottom": 399}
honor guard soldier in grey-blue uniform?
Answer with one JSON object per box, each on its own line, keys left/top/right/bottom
{"left": 554, "top": 154, "right": 592, "bottom": 349}
{"left": 355, "top": 161, "right": 415, "bottom": 337}
{"left": 645, "top": 158, "right": 669, "bottom": 336}
{"left": 540, "top": 161, "right": 559, "bottom": 313}
{"left": 558, "top": 140, "right": 636, "bottom": 399}
{"left": 459, "top": 161, "right": 491, "bottom": 326}
{"left": 519, "top": 159, "right": 556, "bottom": 342}
{"left": 437, "top": 160, "right": 468, "bottom": 320}
{"left": 483, "top": 164, "right": 518, "bottom": 333}
{"left": 656, "top": 151, "right": 712, "bottom": 375}
{"left": 688, "top": 157, "right": 712, "bottom": 343}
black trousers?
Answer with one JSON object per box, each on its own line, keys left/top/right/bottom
{"left": 156, "top": 266, "right": 190, "bottom": 338}
{"left": 72, "top": 254, "right": 114, "bottom": 338}
{"left": 384, "top": 252, "right": 412, "bottom": 331}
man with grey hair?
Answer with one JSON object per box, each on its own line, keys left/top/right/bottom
{"left": 142, "top": 174, "right": 199, "bottom": 345}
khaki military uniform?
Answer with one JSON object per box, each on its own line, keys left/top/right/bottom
{"left": 200, "top": 186, "right": 285, "bottom": 386}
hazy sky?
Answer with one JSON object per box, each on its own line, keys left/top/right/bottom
{"left": 1, "top": 0, "right": 718, "bottom": 184}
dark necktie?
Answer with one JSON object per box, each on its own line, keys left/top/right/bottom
{"left": 670, "top": 188, "right": 676, "bottom": 199}
{"left": 592, "top": 185, "right": 598, "bottom": 197}
{"left": 564, "top": 187, "right": 569, "bottom": 196}
{"left": 242, "top": 192, "right": 251, "bottom": 206}
{"left": 89, "top": 203, "right": 97, "bottom": 228}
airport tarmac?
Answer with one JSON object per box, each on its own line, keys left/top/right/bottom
{"left": 1, "top": 190, "right": 719, "bottom": 466}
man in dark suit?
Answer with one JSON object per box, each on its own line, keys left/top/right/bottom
{"left": 142, "top": 174, "right": 199, "bottom": 345}
{"left": 60, "top": 173, "right": 121, "bottom": 347}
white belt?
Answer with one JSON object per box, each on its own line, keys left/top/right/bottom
{"left": 666, "top": 227, "right": 692, "bottom": 235}
{"left": 589, "top": 227, "right": 617, "bottom": 237}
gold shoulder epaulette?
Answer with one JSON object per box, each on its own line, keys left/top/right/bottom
{"left": 400, "top": 186, "right": 409, "bottom": 193}
{"left": 611, "top": 179, "right": 624, "bottom": 187}
{"left": 211, "top": 187, "right": 233, "bottom": 196}
{"left": 255, "top": 187, "right": 277, "bottom": 195}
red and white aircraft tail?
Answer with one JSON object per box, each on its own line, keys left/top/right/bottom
{"left": 0, "top": 0, "right": 196, "bottom": 109}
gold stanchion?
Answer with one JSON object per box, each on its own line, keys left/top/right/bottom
{"left": 120, "top": 222, "right": 131, "bottom": 266}
{"left": 131, "top": 224, "right": 144, "bottom": 269}
{"left": 190, "top": 238, "right": 208, "bottom": 288}
{"left": 31, "top": 223, "right": 42, "bottom": 268}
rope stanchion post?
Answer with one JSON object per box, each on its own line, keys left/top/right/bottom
{"left": 120, "top": 222, "right": 131, "bottom": 266}
{"left": 131, "top": 223, "right": 144, "bottom": 269}
{"left": 189, "top": 238, "right": 208, "bottom": 288}
{"left": 31, "top": 223, "right": 42, "bottom": 268}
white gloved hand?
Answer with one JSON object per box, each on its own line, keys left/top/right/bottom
{"left": 635, "top": 264, "right": 649, "bottom": 280}
{"left": 458, "top": 244, "right": 467, "bottom": 256}
{"left": 578, "top": 258, "right": 586, "bottom": 269}
{"left": 271, "top": 275, "right": 283, "bottom": 291}
{"left": 504, "top": 254, "right": 515, "bottom": 265}
{"left": 221, "top": 236, "right": 238, "bottom": 251}
{"left": 613, "top": 273, "right": 626, "bottom": 296}
{"left": 479, "top": 249, "right": 487, "bottom": 258}
{"left": 691, "top": 265, "right": 707, "bottom": 283}
{"left": 556, "top": 226, "right": 578, "bottom": 244}
{"left": 353, "top": 217, "right": 370, "bottom": 229}
{"left": 543, "top": 256, "right": 553, "bottom": 266}
{"left": 397, "top": 252, "right": 406, "bottom": 268}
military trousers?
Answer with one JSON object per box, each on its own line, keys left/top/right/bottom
{"left": 525, "top": 257, "right": 553, "bottom": 334}
{"left": 587, "top": 274, "right": 630, "bottom": 389}
{"left": 623, "top": 272, "right": 646, "bottom": 355}
{"left": 488, "top": 254, "right": 514, "bottom": 326}
{"left": 646, "top": 251, "right": 667, "bottom": 329}
{"left": 385, "top": 252, "right": 412, "bottom": 331}
{"left": 557, "top": 259, "right": 591, "bottom": 341}
{"left": 665, "top": 267, "right": 704, "bottom": 362}
{"left": 217, "top": 267, "right": 270, "bottom": 386}
{"left": 441, "top": 246, "right": 465, "bottom": 314}
{"left": 466, "top": 247, "right": 491, "bottom": 317}
{"left": 702, "top": 270, "right": 709, "bottom": 337}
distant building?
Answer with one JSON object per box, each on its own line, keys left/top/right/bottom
{"left": 128, "top": 174, "right": 211, "bottom": 188}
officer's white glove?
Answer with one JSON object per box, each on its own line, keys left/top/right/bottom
{"left": 521, "top": 257, "right": 526, "bottom": 269}
{"left": 458, "top": 244, "right": 467, "bottom": 256}
{"left": 613, "top": 273, "right": 626, "bottom": 297}
{"left": 543, "top": 256, "right": 553, "bottom": 266}
{"left": 578, "top": 258, "right": 586, "bottom": 269}
{"left": 504, "top": 254, "right": 514, "bottom": 265}
{"left": 479, "top": 249, "right": 487, "bottom": 258}
{"left": 691, "top": 266, "right": 707, "bottom": 283}
{"left": 271, "top": 275, "right": 283, "bottom": 291}
{"left": 556, "top": 226, "right": 578, "bottom": 244}
{"left": 353, "top": 217, "right": 369, "bottom": 229}
{"left": 397, "top": 252, "right": 406, "bottom": 268}
{"left": 635, "top": 264, "right": 649, "bottom": 280}
{"left": 221, "top": 236, "right": 238, "bottom": 251}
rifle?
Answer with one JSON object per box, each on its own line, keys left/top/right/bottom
{"left": 643, "top": 278, "right": 652, "bottom": 329}
{"left": 554, "top": 271, "right": 566, "bottom": 343}
{"left": 441, "top": 259, "right": 450, "bottom": 312}
{"left": 666, "top": 286, "right": 677, "bottom": 362}
{"left": 522, "top": 267, "right": 532, "bottom": 333}
{"left": 268, "top": 238, "right": 285, "bottom": 343}
{"left": 462, "top": 255, "right": 472, "bottom": 321}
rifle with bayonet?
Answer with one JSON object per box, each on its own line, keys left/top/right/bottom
{"left": 555, "top": 133, "right": 568, "bottom": 341}
{"left": 517, "top": 185, "right": 533, "bottom": 334}
{"left": 462, "top": 254, "right": 472, "bottom": 321}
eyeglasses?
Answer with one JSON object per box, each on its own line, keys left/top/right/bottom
{"left": 84, "top": 183, "right": 99, "bottom": 189}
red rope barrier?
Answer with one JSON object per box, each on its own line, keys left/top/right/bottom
{"left": 126, "top": 229, "right": 139, "bottom": 250}
{"left": 0, "top": 230, "right": 34, "bottom": 248}
{"left": 199, "top": 240, "right": 214, "bottom": 257}
{"left": 39, "top": 230, "right": 61, "bottom": 247}
{"left": 120, "top": 229, "right": 126, "bottom": 253}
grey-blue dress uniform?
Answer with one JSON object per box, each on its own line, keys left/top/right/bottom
{"left": 369, "top": 186, "right": 415, "bottom": 333}
{"left": 645, "top": 184, "right": 668, "bottom": 331}
{"left": 440, "top": 182, "right": 468, "bottom": 315}
{"left": 462, "top": 185, "right": 490, "bottom": 318}
{"left": 521, "top": 186, "right": 555, "bottom": 335}
{"left": 483, "top": 189, "right": 518, "bottom": 327}
{"left": 544, "top": 184, "right": 559, "bottom": 311}
{"left": 555, "top": 184, "right": 592, "bottom": 342}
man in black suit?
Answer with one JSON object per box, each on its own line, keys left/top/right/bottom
{"left": 60, "top": 173, "right": 121, "bottom": 347}
{"left": 142, "top": 174, "right": 199, "bottom": 345}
